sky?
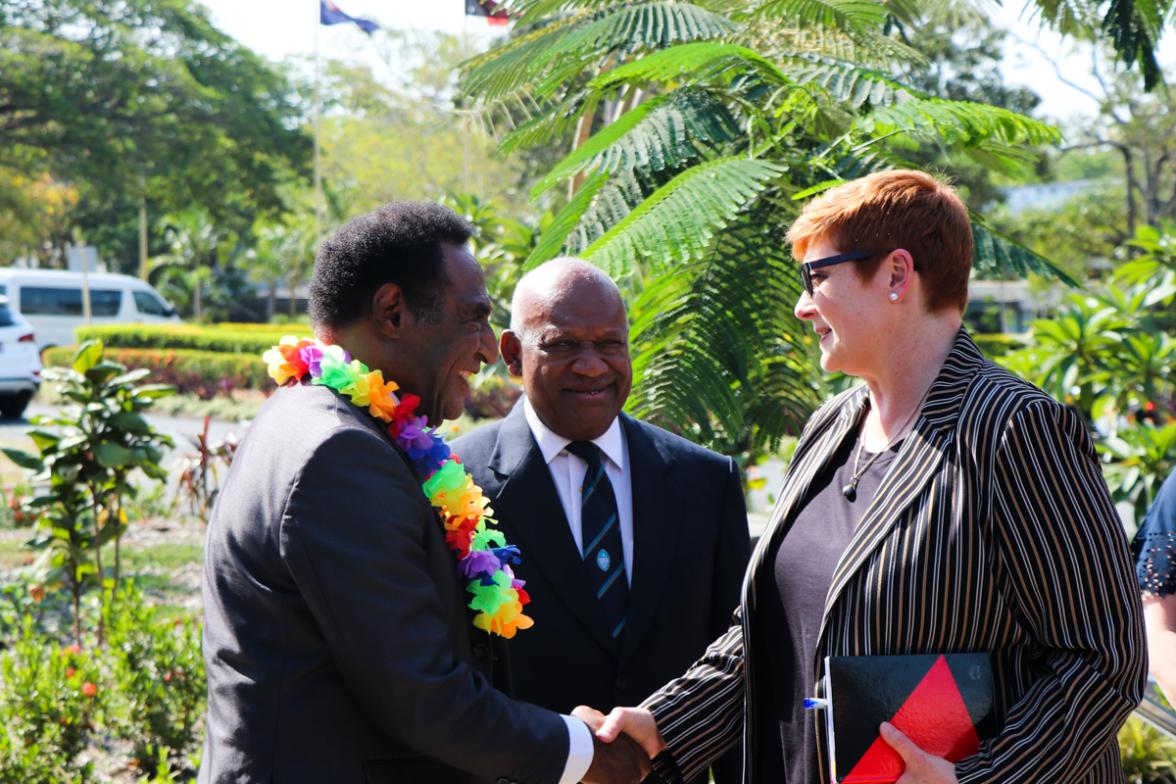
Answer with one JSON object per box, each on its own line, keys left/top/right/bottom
{"left": 197, "top": 0, "right": 1146, "bottom": 125}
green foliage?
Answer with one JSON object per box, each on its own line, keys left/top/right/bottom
{"left": 0, "top": 624, "right": 103, "bottom": 783}
{"left": 74, "top": 324, "right": 288, "bottom": 355}
{"left": 584, "top": 157, "right": 788, "bottom": 275}
{"left": 1, "top": 341, "right": 174, "bottom": 643}
{"left": 1000, "top": 223, "right": 1175, "bottom": 519}
{"left": 45, "top": 345, "right": 271, "bottom": 397}
{"left": 0, "top": 585, "right": 205, "bottom": 781}
{"left": 460, "top": 0, "right": 1075, "bottom": 456}
{"left": 0, "top": 0, "right": 311, "bottom": 266}
{"left": 1118, "top": 715, "right": 1176, "bottom": 783}
{"left": 105, "top": 583, "right": 206, "bottom": 775}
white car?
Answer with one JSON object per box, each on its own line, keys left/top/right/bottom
{"left": 0, "top": 296, "right": 41, "bottom": 419}
{"left": 0, "top": 268, "right": 180, "bottom": 352}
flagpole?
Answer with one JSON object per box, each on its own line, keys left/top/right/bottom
{"left": 313, "top": 0, "right": 324, "bottom": 247}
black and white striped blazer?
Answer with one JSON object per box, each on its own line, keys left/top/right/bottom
{"left": 645, "top": 329, "right": 1147, "bottom": 783}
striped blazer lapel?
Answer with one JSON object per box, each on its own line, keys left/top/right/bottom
{"left": 819, "top": 329, "right": 987, "bottom": 636}
{"left": 744, "top": 386, "right": 869, "bottom": 609}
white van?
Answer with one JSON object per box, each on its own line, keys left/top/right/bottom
{"left": 0, "top": 269, "right": 179, "bottom": 351}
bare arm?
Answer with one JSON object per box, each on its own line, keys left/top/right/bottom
{"left": 1143, "top": 592, "right": 1176, "bottom": 704}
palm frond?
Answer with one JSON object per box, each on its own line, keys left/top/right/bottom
{"left": 627, "top": 204, "right": 821, "bottom": 450}
{"left": 532, "top": 88, "right": 741, "bottom": 196}
{"left": 523, "top": 170, "right": 610, "bottom": 269}
{"left": 565, "top": 168, "right": 652, "bottom": 254}
{"left": 591, "top": 41, "right": 792, "bottom": 91}
{"left": 463, "top": 3, "right": 735, "bottom": 103}
{"left": 583, "top": 156, "right": 786, "bottom": 275}
{"left": 971, "top": 218, "right": 1078, "bottom": 286}
{"left": 859, "top": 95, "right": 1061, "bottom": 148}
{"left": 460, "top": 14, "right": 584, "bottom": 101}
{"left": 496, "top": 92, "right": 595, "bottom": 153}
{"left": 749, "top": 0, "right": 888, "bottom": 34}
{"left": 533, "top": 2, "right": 735, "bottom": 66}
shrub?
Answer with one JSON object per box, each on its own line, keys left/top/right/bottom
{"left": 105, "top": 584, "right": 205, "bottom": 776}
{"left": 3, "top": 341, "right": 174, "bottom": 643}
{"left": 0, "top": 622, "right": 104, "bottom": 783}
{"left": 45, "top": 346, "right": 270, "bottom": 399}
{"left": 74, "top": 325, "right": 285, "bottom": 355}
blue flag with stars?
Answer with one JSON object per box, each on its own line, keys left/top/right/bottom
{"left": 320, "top": 1, "right": 379, "bottom": 34}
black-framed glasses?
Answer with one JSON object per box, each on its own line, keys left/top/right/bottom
{"left": 799, "top": 250, "right": 891, "bottom": 295}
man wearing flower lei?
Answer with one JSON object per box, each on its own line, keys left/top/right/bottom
{"left": 200, "top": 203, "right": 648, "bottom": 784}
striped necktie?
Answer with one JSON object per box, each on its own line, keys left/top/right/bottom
{"left": 566, "top": 440, "right": 628, "bottom": 641}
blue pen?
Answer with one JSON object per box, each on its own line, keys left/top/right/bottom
{"left": 803, "top": 697, "right": 828, "bottom": 710}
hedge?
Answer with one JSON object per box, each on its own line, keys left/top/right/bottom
{"left": 73, "top": 325, "right": 301, "bottom": 355}
{"left": 44, "top": 346, "right": 270, "bottom": 398}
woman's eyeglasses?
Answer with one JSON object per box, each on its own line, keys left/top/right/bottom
{"left": 799, "top": 250, "right": 892, "bottom": 295}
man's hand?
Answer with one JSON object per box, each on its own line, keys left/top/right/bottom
{"left": 596, "top": 707, "right": 667, "bottom": 761}
{"left": 572, "top": 705, "right": 606, "bottom": 732}
{"left": 879, "top": 722, "right": 960, "bottom": 784}
{"left": 581, "top": 730, "right": 650, "bottom": 784}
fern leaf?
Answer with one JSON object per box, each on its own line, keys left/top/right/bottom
{"left": 461, "top": 14, "right": 584, "bottom": 101}
{"left": 860, "top": 95, "right": 1061, "bottom": 148}
{"left": 523, "top": 170, "right": 610, "bottom": 270}
{"left": 533, "top": 2, "right": 736, "bottom": 67}
{"left": 750, "top": 0, "right": 888, "bottom": 34}
{"left": 591, "top": 41, "right": 792, "bottom": 91}
{"left": 532, "top": 88, "right": 741, "bottom": 197}
{"left": 971, "top": 219, "right": 1078, "bottom": 286}
{"left": 583, "top": 156, "right": 786, "bottom": 275}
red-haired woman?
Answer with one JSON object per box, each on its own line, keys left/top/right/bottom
{"left": 585, "top": 170, "right": 1147, "bottom": 784}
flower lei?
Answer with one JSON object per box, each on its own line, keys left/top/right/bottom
{"left": 263, "top": 337, "right": 533, "bottom": 639}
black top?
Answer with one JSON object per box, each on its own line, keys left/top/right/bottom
{"left": 762, "top": 430, "right": 903, "bottom": 784}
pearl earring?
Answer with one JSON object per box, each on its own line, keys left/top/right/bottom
{"left": 888, "top": 292, "right": 899, "bottom": 302}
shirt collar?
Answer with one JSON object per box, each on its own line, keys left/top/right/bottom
{"left": 523, "top": 397, "right": 625, "bottom": 471}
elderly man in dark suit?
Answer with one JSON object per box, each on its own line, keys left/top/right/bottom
{"left": 199, "top": 205, "right": 648, "bottom": 784}
{"left": 453, "top": 258, "right": 751, "bottom": 784}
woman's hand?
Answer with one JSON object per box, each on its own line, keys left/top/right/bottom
{"left": 596, "top": 706, "right": 668, "bottom": 761}
{"left": 879, "top": 722, "right": 960, "bottom": 784}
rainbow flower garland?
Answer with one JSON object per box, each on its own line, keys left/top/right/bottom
{"left": 263, "top": 337, "right": 533, "bottom": 639}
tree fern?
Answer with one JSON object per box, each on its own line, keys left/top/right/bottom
{"left": 583, "top": 156, "right": 786, "bottom": 275}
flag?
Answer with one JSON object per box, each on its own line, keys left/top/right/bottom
{"left": 464, "top": 0, "right": 511, "bottom": 25}
{"left": 320, "top": 1, "right": 379, "bottom": 34}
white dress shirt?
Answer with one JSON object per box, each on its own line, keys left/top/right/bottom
{"left": 523, "top": 398, "right": 635, "bottom": 782}
{"left": 523, "top": 398, "right": 634, "bottom": 581}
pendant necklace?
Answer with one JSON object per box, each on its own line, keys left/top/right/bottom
{"left": 841, "top": 384, "right": 932, "bottom": 502}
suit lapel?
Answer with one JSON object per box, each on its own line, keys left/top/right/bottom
{"left": 818, "top": 328, "right": 987, "bottom": 635}
{"left": 743, "top": 386, "right": 868, "bottom": 611}
{"left": 618, "top": 416, "right": 678, "bottom": 664}
{"left": 488, "top": 406, "right": 617, "bottom": 652}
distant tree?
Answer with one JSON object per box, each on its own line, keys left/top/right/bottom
{"left": 317, "top": 32, "right": 531, "bottom": 218}
{"left": 0, "top": 0, "right": 311, "bottom": 266}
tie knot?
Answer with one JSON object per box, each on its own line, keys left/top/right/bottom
{"left": 566, "top": 440, "right": 602, "bottom": 467}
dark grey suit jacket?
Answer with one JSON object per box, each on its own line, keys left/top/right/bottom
{"left": 453, "top": 405, "right": 750, "bottom": 784}
{"left": 200, "top": 382, "right": 569, "bottom": 784}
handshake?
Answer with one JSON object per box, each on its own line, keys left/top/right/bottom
{"left": 574, "top": 705, "right": 667, "bottom": 784}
